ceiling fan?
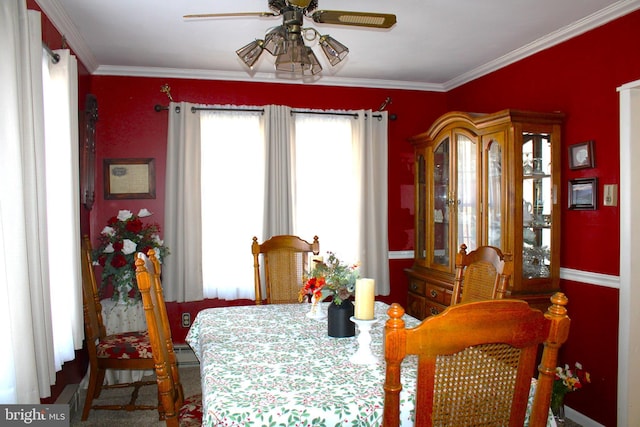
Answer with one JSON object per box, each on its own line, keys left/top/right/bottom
{"left": 184, "top": 0, "right": 397, "bottom": 77}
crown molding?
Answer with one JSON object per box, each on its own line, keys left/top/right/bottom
{"left": 93, "top": 65, "right": 447, "bottom": 92}
{"left": 443, "top": 0, "right": 640, "bottom": 90}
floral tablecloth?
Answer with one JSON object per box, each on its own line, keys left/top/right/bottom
{"left": 186, "top": 301, "right": 555, "bottom": 427}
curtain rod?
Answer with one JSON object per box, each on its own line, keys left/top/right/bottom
{"left": 153, "top": 104, "right": 386, "bottom": 119}
{"left": 42, "top": 43, "right": 59, "bottom": 64}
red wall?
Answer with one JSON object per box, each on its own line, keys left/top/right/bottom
{"left": 447, "top": 10, "right": 640, "bottom": 426}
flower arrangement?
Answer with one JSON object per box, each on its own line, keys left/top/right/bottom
{"left": 551, "top": 362, "right": 591, "bottom": 416}
{"left": 93, "top": 209, "right": 169, "bottom": 303}
{"left": 299, "top": 252, "right": 359, "bottom": 305}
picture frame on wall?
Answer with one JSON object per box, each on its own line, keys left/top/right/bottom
{"left": 104, "top": 158, "right": 156, "bottom": 199}
{"left": 568, "top": 177, "right": 598, "bottom": 210}
{"left": 568, "top": 140, "right": 595, "bottom": 170}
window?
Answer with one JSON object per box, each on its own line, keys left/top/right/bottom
{"left": 199, "top": 110, "right": 359, "bottom": 298}
{"left": 294, "top": 114, "right": 358, "bottom": 262}
{"left": 200, "top": 110, "right": 264, "bottom": 300}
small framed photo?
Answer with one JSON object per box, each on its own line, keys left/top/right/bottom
{"left": 104, "top": 158, "right": 156, "bottom": 199}
{"left": 568, "top": 177, "right": 598, "bottom": 210}
{"left": 568, "top": 140, "right": 595, "bottom": 170}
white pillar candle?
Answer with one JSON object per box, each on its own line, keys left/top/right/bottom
{"left": 354, "top": 278, "right": 375, "bottom": 320}
{"left": 310, "top": 255, "right": 323, "bottom": 271}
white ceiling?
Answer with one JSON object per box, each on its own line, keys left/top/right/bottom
{"left": 37, "top": 0, "right": 640, "bottom": 91}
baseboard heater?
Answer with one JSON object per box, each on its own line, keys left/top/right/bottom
{"left": 174, "top": 343, "right": 199, "bottom": 366}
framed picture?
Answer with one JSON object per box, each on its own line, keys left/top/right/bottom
{"left": 568, "top": 177, "right": 598, "bottom": 210}
{"left": 568, "top": 140, "right": 595, "bottom": 170}
{"left": 104, "top": 158, "right": 156, "bottom": 199}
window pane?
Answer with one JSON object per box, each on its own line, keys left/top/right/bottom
{"left": 201, "top": 111, "right": 264, "bottom": 299}
{"left": 294, "top": 114, "right": 358, "bottom": 263}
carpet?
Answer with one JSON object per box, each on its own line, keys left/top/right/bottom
{"left": 70, "top": 366, "right": 200, "bottom": 426}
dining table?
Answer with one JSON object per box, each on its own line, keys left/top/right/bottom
{"left": 185, "top": 301, "right": 556, "bottom": 426}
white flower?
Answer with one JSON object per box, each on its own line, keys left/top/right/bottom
{"left": 122, "top": 239, "right": 137, "bottom": 255}
{"left": 103, "top": 243, "right": 115, "bottom": 253}
{"left": 117, "top": 210, "right": 134, "bottom": 221}
{"left": 138, "top": 208, "right": 153, "bottom": 218}
{"left": 101, "top": 226, "right": 115, "bottom": 237}
{"left": 152, "top": 234, "right": 164, "bottom": 246}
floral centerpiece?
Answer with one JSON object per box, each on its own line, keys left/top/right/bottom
{"left": 551, "top": 362, "right": 591, "bottom": 421}
{"left": 299, "top": 252, "right": 359, "bottom": 305}
{"left": 93, "top": 208, "right": 169, "bottom": 303}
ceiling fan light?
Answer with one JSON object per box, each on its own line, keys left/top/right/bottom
{"left": 319, "top": 35, "right": 349, "bottom": 66}
{"left": 274, "top": 39, "right": 311, "bottom": 73}
{"left": 263, "top": 27, "right": 287, "bottom": 56}
{"left": 306, "top": 47, "right": 323, "bottom": 75}
{"left": 236, "top": 39, "right": 265, "bottom": 68}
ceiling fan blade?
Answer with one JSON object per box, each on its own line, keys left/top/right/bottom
{"left": 183, "top": 12, "right": 277, "bottom": 20}
{"left": 311, "top": 10, "right": 396, "bottom": 29}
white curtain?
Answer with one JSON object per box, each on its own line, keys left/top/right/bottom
{"left": 353, "top": 110, "right": 390, "bottom": 295}
{"left": 263, "top": 105, "right": 294, "bottom": 237}
{"left": 43, "top": 48, "right": 83, "bottom": 369}
{"left": 0, "top": 2, "right": 82, "bottom": 403}
{"left": 293, "top": 110, "right": 390, "bottom": 295}
{"left": 163, "top": 102, "right": 204, "bottom": 302}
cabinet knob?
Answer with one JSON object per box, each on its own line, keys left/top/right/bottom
{"left": 430, "top": 289, "right": 438, "bottom": 298}
{"left": 430, "top": 307, "right": 439, "bottom": 316}
{"left": 410, "top": 283, "right": 418, "bottom": 291}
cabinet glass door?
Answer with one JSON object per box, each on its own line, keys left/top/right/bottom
{"left": 416, "top": 154, "right": 426, "bottom": 260}
{"left": 456, "top": 134, "right": 477, "bottom": 251}
{"left": 522, "top": 133, "right": 552, "bottom": 278}
{"left": 487, "top": 141, "right": 502, "bottom": 247}
{"left": 432, "top": 139, "right": 449, "bottom": 266}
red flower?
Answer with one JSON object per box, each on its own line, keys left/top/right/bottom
{"left": 112, "top": 240, "right": 124, "bottom": 252}
{"left": 98, "top": 254, "right": 107, "bottom": 267}
{"left": 107, "top": 216, "right": 118, "bottom": 226}
{"left": 110, "top": 253, "right": 128, "bottom": 268}
{"left": 126, "top": 218, "right": 143, "bottom": 233}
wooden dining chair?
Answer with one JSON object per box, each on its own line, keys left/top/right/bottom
{"left": 382, "top": 293, "right": 570, "bottom": 427}
{"left": 451, "top": 243, "right": 514, "bottom": 305}
{"left": 252, "top": 235, "right": 320, "bottom": 304}
{"left": 135, "top": 250, "right": 202, "bottom": 427}
{"left": 80, "top": 235, "right": 157, "bottom": 420}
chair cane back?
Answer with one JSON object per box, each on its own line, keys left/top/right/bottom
{"left": 252, "top": 235, "right": 320, "bottom": 304}
{"left": 383, "top": 293, "right": 571, "bottom": 427}
{"left": 135, "top": 250, "right": 202, "bottom": 427}
{"left": 80, "top": 235, "right": 157, "bottom": 420}
{"left": 451, "top": 243, "right": 514, "bottom": 305}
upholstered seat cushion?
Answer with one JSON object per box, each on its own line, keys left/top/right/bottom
{"left": 179, "top": 393, "right": 203, "bottom": 426}
{"left": 96, "top": 330, "right": 153, "bottom": 359}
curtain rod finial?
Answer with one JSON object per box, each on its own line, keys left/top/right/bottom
{"left": 160, "top": 84, "right": 174, "bottom": 102}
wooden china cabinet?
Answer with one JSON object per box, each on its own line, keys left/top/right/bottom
{"left": 405, "top": 110, "right": 564, "bottom": 320}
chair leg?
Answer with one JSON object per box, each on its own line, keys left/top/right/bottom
{"left": 82, "top": 367, "right": 100, "bottom": 420}
{"left": 93, "top": 368, "right": 106, "bottom": 398}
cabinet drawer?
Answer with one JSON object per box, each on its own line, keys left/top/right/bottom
{"left": 424, "top": 300, "right": 448, "bottom": 318}
{"left": 425, "top": 283, "right": 451, "bottom": 305}
{"left": 408, "top": 279, "right": 426, "bottom": 296}
{"left": 407, "top": 292, "right": 426, "bottom": 320}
